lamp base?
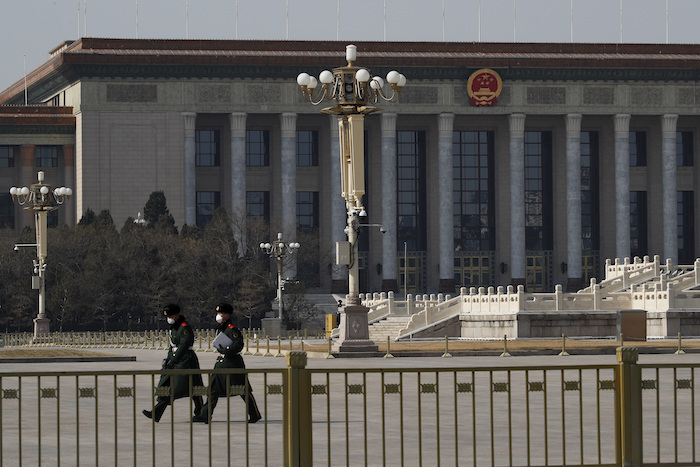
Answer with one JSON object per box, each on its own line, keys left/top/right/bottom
{"left": 333, "top": 302, "right": 379, "bottom": 353}
{"left": 32, "top": 317, "right": 50, "bottom": 344}
{"left": 261, "top": 317, "right": 283, "bottom": 338}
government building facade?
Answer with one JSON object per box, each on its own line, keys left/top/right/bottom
{"left": 0, "top": 39, "right": 698, "bottom": 295}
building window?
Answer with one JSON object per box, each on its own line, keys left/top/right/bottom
{"left": 452, "top": 130, "right": 494, "bottom": 251}
{"left": 296, "top": 130, "right": 318, "bottom": 167}
{"left": 196, "top": 191, "right": 220, "bottom": 228}
{"left": 47, "top": 210, "right": 58, "bottom": 228}
{"left": 629, "top": 131, "right": 647, "bottom": 167}
{"left": 678, "top": 191, "right": 695, "bottom": 264}
{"left": 195, "top": 130, "right": 220, "bottom": 167}
{"left": 296, "top": 191, "right": 319, "bottom": 286}
{"left": 630, "top": 191, "right": 648, "bottom": 259}
{"left": 0, "top": 194, "right": 13, "bottom": 229}
{"left": 246, "top": 130, "right": 269, "bottom": 167}
{"left": 581, "top": 131, "right": 600, "bottom": 251}
{"left": 524, "top": 131, "right": 553, "bottom": 251}
{"left": 677, "top": 131, "right": 694, "bottom": 167}
{"left": 296, "top": 191, "right": 319, "bottom": 233}
{"left": 36, "top": 146, "right": 59, "bottom": 168}
{"left": 397, "top": 130, "right": 427, "bottom": 251}
{"left": 246, "top": 191, "right": 269, "bottom": 221}
{"left": 0, "top": 146, "right": 14, "bottom": 168}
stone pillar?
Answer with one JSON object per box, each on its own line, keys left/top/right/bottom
{"left": 662, "top": 114, "right": 679, "bottom": 265}
{"left": 614, "top": 114, "right": 631, "bottom": 260}
{"left": 438, "top": 113, "right": 455, "bottom": 293}
{"left": 62, "top": 144, "right": 75, "bottom": 226}
{"left": 509, "top": 114, "right": 526, "bottom": 286}
{"left": 280, "top": 112, "right": 297, "bottom": 279}
{"left": 230, "top": 112, "right": 247, "bottom": 255}
{"left": 182, "top": 112, "right": 197, "bottom": 226}
{"left": 330, "top": 115, "right": 348, "bottom": 293}
{"left": 380, "top": 113, "right": 399, "bottom": 293}
{"left": 19, "top": 145, "right": 35, "bottom": 230}
{"left": 565, "top": 114, "right": 583, "bottom": 291}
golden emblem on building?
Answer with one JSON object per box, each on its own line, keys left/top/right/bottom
{"left": 467, "top": 69, "right": 502, "bottom": 107}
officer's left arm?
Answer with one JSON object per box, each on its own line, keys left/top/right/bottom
{"left": 220, "top": 327, "right": 244, "bottom": 358}
{"left": 171, "top": 325, "right": 194, "bottom": 363}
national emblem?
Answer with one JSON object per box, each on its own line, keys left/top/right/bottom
{"left": 467, "top": 68, "right": 502, "bottom": 107}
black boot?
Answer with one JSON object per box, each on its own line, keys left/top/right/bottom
{"left": 193, "top": 396, "right": 218, "bottom": 423}
{"left": 193, "top": 396, "right": 203, "bottom": 417}
{"left": 145, "top": 399, "right": 169, "bottom": 423}
{"left": 246, "top": 393, "right": 262, "bottom": 423}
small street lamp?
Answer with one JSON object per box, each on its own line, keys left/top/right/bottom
{"left": 133, "top": 211, "right": 146, "bottom": 225}
{"left": 297, "top": 44, "right": 405, "bottom": 352}
{"left": 9, "top": 171, "right": 72, "bottom": 341}
{"left": 259, "top": 232, "right": 300, "bottom": 321}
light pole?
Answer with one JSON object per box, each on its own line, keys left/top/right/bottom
{"left": 259, "top": 232, "right": 300, "bottom": 321}
{"left": 9, "top": 171, "right": 72, "bottom": 341}
{"left": 297, "top": 44, "right": 405, "bottom": 351}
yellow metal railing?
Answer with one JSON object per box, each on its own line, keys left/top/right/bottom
{"left": 0, "top": 348, "right": 697, "bottom": 466}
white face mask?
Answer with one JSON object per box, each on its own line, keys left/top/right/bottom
{"left": 166, "top": 317, "right": 176, "bottom": 325}
{"left": 215, "top": 315, "right": 224, "bottom": 324}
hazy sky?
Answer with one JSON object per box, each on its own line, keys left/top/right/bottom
{"left": 4, "top": 0, "right": 700, "bottom": 91}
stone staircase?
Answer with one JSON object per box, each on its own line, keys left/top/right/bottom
{"left": 368, "top": 316, "right": 413, "bottom": 342}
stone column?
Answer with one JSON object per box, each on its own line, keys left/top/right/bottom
{"left": 19, "top": 145, "right": 35, "bottom": 230}
{"left": 438, "top": 113, "right": 455, "bottom": 293}
{"left": 380, "top": 113, "right": 399, "bottom": 293}
{"left": 329, "top": 115, "right": 348, "bottom": 293}
{"left": 509, "top": 114, "right": 526, "bottom": 286}
{"left": 614, "top": 114, "right": 631, "bottom": 260}
{"left": 182, "top": 112, "right": 197, "bottom": 226}
{"left": 280, "top": 112, "right": 297, "bottom": 279}
{"left": 565, "top": 114, "right": 582, "bottom": 291}
{"left": 230, "top": 112, "right": 247, "bottom": 255}
{"left": 662, "top": 114, "right": 679, "bottom": 264}
{"left": 62, "top": 144, "right": 75, "bottom": 226}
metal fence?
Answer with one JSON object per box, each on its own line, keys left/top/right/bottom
{"left": 0, "top": 329, "right": 326, "bottom": 351}
{"left": 0, "top": 348, "right": 697, "bottom": 466}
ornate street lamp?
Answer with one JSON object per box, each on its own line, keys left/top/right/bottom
{"left": 259, "top": 232, "right": 300, "bottom": 321}
{"left": 9, "top": 171, "right": 72, "bottom": 341}
{"left": 297, "top": 44, "right": 405, "bottom": 351}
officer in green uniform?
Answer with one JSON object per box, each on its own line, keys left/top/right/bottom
{"left": 142, "top": 304, "right": 204, "bottom": 422}
{"left": 192, "top": 303, "right": 261, "bottom": 424}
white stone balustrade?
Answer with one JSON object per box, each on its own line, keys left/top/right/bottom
{"left": 361, "top": 257, "right": 700, "bottom": 340}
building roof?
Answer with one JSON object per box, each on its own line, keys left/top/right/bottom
{"left": 3, "top": 38, "right": 700, "bottom": 105}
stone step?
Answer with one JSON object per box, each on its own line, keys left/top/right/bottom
{"left": 368, "top": 316, "right": 413, "bottom": 341}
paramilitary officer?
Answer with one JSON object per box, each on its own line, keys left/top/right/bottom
{"left": 192, "top": 303, "right": 261, "bottom": 424}
{"left": 143, "top": 303, "right": 204, "bottom": 422}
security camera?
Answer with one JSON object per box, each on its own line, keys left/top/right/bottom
{"left": 13, "top": 245, "right": 18, "bottom": 252}
{"left": 380, "top": 227, "right": 387, "bottom": 234}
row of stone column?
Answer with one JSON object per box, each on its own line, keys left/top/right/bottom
{"left": 182, "top": 112, "right": 347, "bottom": 283}
{"left": 181, "top": 111, "right": 681, "bottom": 293}
{"left": 509, "top": 113, "right": 680, "bottom": 287}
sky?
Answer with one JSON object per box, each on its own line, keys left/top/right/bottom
{"left": 4, "top": 0, "right": 700, "bottom": 91}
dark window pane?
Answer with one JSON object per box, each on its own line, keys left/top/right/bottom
{"left": 196, "top": 191, "right": 220, "bottom": 228}
{"left": 196, "top": 130, "right": 220, "bottom": 167}
{"left": 246, "top": 130, "right": 269, "bottom": 167}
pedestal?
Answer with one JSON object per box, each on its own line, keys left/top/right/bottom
{"left": 33, "top": 317, "right": 50, "bottom": 344}
{"left": 262, "top": 317, "right": 283, "bottom": 338}
{"left": 334, "top": 302, "right": 379, "bottom": 353}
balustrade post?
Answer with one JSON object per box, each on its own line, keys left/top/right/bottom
{"left": 615, "top": 346, "right": 642, "bottom": 467}
{"left": 284, "top": 351, "right": 312, "bottom": 467}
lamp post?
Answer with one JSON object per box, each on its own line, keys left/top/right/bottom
{"left": 259, "top": 232, "right": 300, "bottom": 321}
{"left": 297, "top": 44, "right": 405, "bottom": 352}
{"left": 9, "top": 171, "right": 72, "bottom": 341}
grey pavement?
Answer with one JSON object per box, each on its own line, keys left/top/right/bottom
{"left": 0, "top": 346, "right": 698, "bottom": 466}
